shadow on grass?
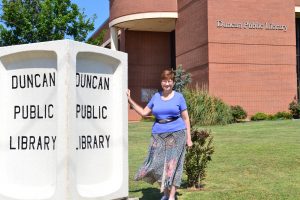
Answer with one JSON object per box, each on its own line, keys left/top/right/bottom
{"left": 130, "top": 188, "right": 184, "bottom": 200}
{"left": 130, "top": 188, "right": 161, "bottom": 200}
{"left": 180, "top": 180, "right": 206, "bottom": 190}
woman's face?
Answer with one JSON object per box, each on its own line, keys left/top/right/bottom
{"left": 161, "top": 79, "right": 174, "bottom": 92}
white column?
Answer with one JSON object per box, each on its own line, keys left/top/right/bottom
{"left": 110, "top": 27, "right": 118, "bottom": 50}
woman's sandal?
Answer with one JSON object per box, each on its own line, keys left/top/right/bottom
{"left": 160, "top": 196, "right": 169, "bottom": 200}
{"left": 168, "top": 196, "right": 177, "bottom": 200}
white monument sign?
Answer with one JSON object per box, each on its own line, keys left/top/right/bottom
{"left": 0, "top": 40, "right": 128, "bottom": 200}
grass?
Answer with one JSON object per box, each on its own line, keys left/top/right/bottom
{"left": 128, "top": 120, "right": 300, "bottom": 200}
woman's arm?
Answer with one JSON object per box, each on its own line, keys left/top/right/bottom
{"left": 127, "top": 89, "right": 152, "bottom": 117}
{"left": 181, "top": 110, "right": 193, "bottom": 147}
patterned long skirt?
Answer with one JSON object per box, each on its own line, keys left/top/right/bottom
{"left": 134, "top": 129, "right": 186, "bottom": 191}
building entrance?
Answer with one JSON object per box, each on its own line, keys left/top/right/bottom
{"left": 296, "top": 18, "right": 300, "bottom": 101}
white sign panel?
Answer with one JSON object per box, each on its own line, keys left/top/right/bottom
{"left": 0, "top": 40, "right": 128, "bottom": 200}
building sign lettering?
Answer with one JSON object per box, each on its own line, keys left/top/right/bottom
{"left": 217, "top": 20, "right": 288, "bottom": 32}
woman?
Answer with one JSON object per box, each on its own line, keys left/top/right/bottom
{"left": 127, "top": 69, "right": 193, "bottom": 200}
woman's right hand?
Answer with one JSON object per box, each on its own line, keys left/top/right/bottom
{"left": 186, "top": 139, "right": 193, "bottom": 147}
{"left": 126, "top": 89, "right": 151, "bottom": 117}
{"left": 126, "top": 89, "right": 131, "bottom": 99}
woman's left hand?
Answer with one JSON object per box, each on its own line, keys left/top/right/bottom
{"left": 186, "top": 139, "right": 193, "bottom": 147}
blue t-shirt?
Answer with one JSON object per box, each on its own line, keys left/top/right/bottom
{"left": 147, "top": 91, "right": 187, "bottom": 134}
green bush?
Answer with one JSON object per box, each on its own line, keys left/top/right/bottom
{"left": 214, "top": 98, "right": 234, "bottom": 125}
{"left": 273, "top": 111, "right": 292, "bottom": 120}
{"left": 251, "top": 112, "right": 269, "bottom": 121}
{"left": 231, "top": 105, "right": 247, "bottom": 122}
{"left": 267, "top": 114, "right": 276, "bottom": 120}
{"left": 183, "top": 87, "right": 233, "bottom": 126}
{"left": 252, "top": 112, "right": 292, "bottom": 121}
{"left": 184, "top": 129, "right": 214, "bottom": 188}
{"left": 289, "top": 101, "right": 300, "bottom": 119}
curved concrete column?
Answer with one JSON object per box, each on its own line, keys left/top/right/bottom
{"left": 110, "top": 27, "right": 118, "bottom": 50}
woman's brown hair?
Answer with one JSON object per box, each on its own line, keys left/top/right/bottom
{"left": 161, "top": 69, "right": 175, "bottom": 81}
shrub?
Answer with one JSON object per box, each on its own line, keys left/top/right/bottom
{"left": 273, "top": 111, "right": 292, "bottom": 120}
{"left": 289, "top": 101, "right": 300, "bottom": 119}
{"left": 252, "top": 112, "right": 292, "bottom": 121}
{"left": 173, "top": 65, "right": 192, "bottom": 92}
{"left": 251, "top": 112, "right": 269, "bottom": 121}
{"left": 231, "top": 105, "right": 247, "bottom": 122}
{"left": 214, "top": 97, "right": 234, "bottom": 125}
{"left": 183, "top": 87, "right": 233, "bottom": 126}
{"left": 267, "top": 114, "right": 276, "bottom": 120}
{"left": 184, "top": 129, "right": 214, "bottom": 189}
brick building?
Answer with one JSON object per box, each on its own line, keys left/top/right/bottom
{"left": 93, "top": 0, "right": 300, "bottom": 121}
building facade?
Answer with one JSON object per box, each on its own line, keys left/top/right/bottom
{"left": 93, "top": 0, "right": 300, "bottom": 121}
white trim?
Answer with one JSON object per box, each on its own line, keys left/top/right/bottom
{"left": 101, "top": 30, "right": 122, "bottom": 47}
{"left": 109, "top": 12, "right": 178, "bottom": 27}
{"left": 295, "top": 6, "right": 300, "bottom": 13}
{"left": 101, "top": 38, "right": 111, "bottom": 47}
{"left": 100, "top": 30, "right": 121, "bottom": 47}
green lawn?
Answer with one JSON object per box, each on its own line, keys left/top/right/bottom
{"left": 128, "top": 120, "right": 300, "bottom": 200}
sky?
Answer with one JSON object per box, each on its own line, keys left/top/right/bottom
{"left": 71, "top": 0, "right": 110, "bottom": 38}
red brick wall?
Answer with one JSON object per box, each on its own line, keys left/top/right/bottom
{"left": 176, "top": 0, "right": 209, "bottom": 87}
{"left": 125, "top": 31, "right": 172, "bottom": 120}
{"left": 207, "top": 0, "right": 297, "bottom": 115}
{"left": 110, "top": 0, "right": 177, "bottom": 21}
{"left": 296, "top": 0, "right": 300, "bottom": 6}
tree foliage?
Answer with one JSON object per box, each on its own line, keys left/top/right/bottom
{"left": 87, "top": 29, "right": 107, "bottom": 46}
{"left": 173, "top": 64, "right": 192, "bottom": 92}
{"left": 0, "top": 0, "right": 96, "bottom": 46}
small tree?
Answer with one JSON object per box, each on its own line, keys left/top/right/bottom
{"left": 184, "top": 129, "right": 214, "bottom": 188}
{"left": 0, "top": 0, "right": 96, "bottom": 46}
{"left": 173, "top": 64, "right": 191, "bottom": 92}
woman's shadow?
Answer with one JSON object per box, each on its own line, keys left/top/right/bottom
{"left": 130, "top": 188, "right": 160, "bottom": 200}
{"left": 130, "top": 188, "right": 182, "bottom": 200}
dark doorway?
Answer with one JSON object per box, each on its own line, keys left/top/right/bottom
{"left": 296, "top": 18, "right": 300, "bottom": 101}
{"left": 170, "top": 31, "right": 176, "bottom": 70}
